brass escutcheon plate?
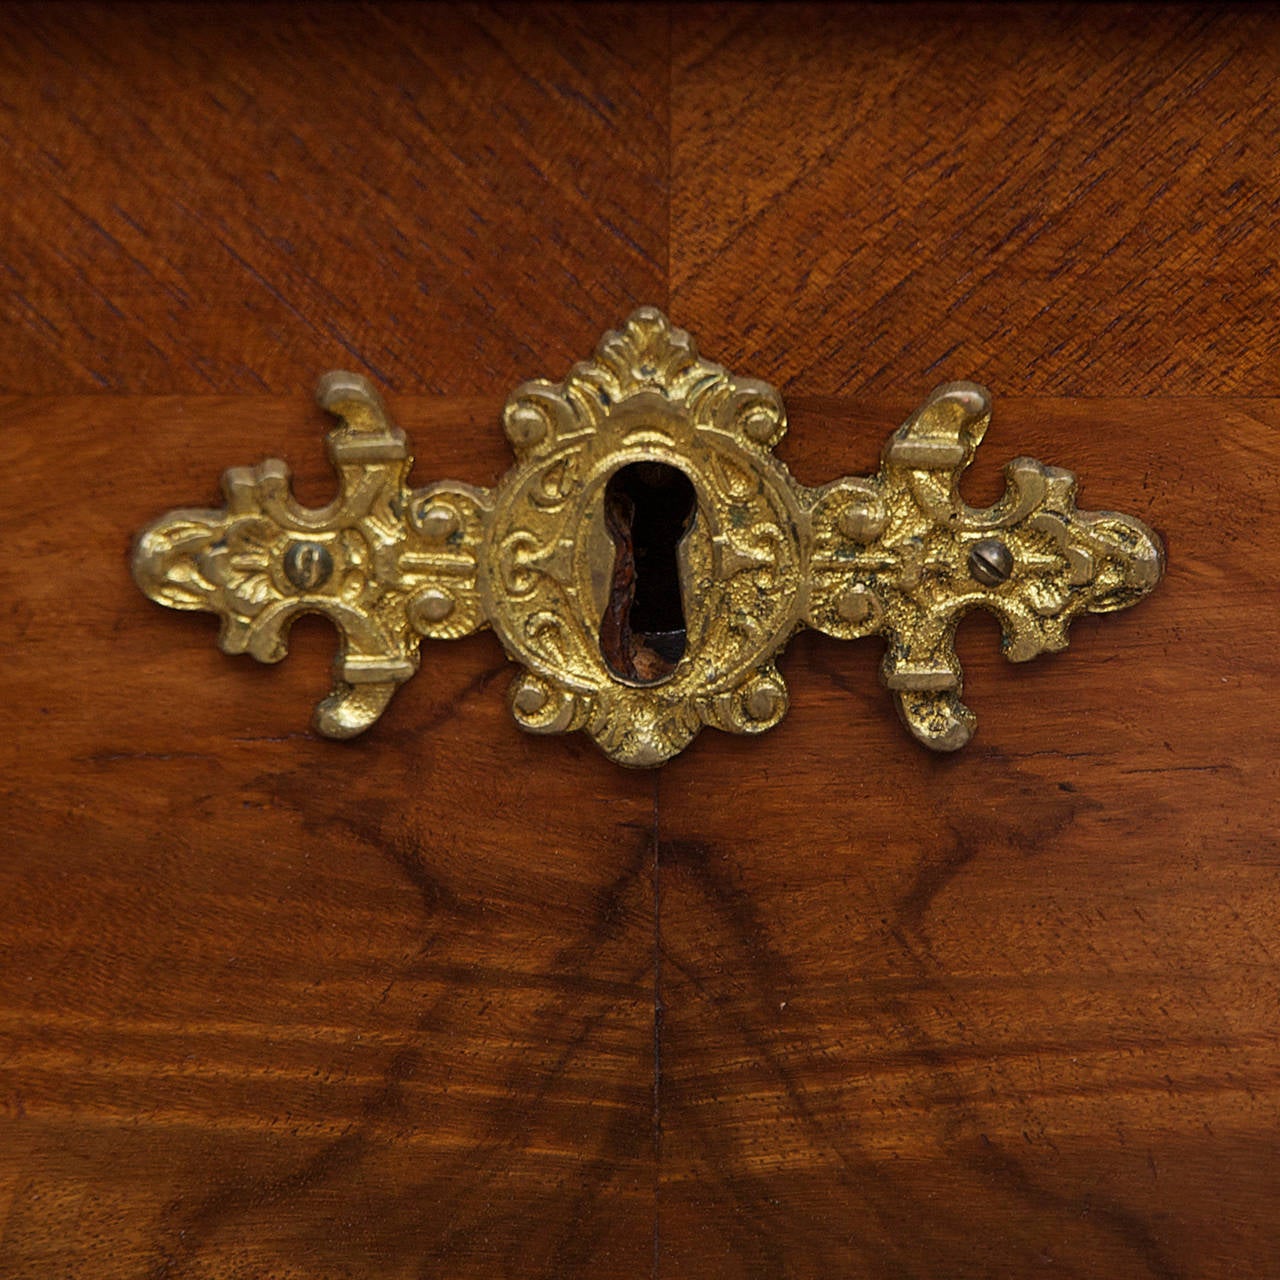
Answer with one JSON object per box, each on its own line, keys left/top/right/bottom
{"left": 133, "top": 309, "right": 1164, "bottom": 766}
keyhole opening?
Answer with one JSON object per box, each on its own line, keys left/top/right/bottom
{"left": 600, "top": 461, "right": 697, "bottom": 684}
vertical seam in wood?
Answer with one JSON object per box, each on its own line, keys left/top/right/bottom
{"left": 655, "top": 19, "right": 672, "bottom": 1278}
{"left": 664, "top": 0, "right": 673, "bottom": 317}
{"left": 651, "top": 765, "right": 663, "bottom": 1280}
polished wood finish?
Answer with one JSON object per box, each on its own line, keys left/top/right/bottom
{"left": 3, "top": 4, "right": 1278, "bottom": 1277}
{"left": 671, "top": 4, "right": 1280, "bottom": 397}
{"left": 658, "top": 395, "right": 1280, "bottom": 1278}
{"left": 3, "top": 395, "right": 657, "bottom": 1277}
{"left": 0, "top": 3, "right": 667, "bottom": 395}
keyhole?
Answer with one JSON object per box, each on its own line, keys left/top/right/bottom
{"left": 600, "top": 461, "right": 697, "bottom": 684}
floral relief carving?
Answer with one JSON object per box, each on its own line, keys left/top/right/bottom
{"left": 134, "top": 311, "right": 1164, "bottom": 765}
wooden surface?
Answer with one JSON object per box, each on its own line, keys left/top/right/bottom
{"left": 2, "top": 4, "right": 1279, "bottom": 1277}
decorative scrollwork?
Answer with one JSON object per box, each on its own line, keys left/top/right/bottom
{"left": 804, "top": 382, "right": 1162, "bottom": 749}
{"left": 133, "top": 310, "right": 1164, "bottom": 765}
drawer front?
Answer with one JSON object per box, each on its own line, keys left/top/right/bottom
{"left": 2, "top": 5, "right": 1275, "bottom": 1277}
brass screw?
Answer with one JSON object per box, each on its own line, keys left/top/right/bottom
{"left": 283, "top": 541, "right": 333, "bottom": 591}
{"left": 968, "top": 539, "right": 1013, "bottom": 586}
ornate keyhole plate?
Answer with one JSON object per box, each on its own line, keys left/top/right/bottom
{"left": 133, "top": 308, "right": 1164, "bottom": 766}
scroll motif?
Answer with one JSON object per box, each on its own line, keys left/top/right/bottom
{"left": 804, "top": 383, "right": 1163, "bottom": 749}
{"left": 132, "top": 374, "right": 487, "bottom": 738}
{"left": 133, "top": 310, "right": 1164, "bottom": 765}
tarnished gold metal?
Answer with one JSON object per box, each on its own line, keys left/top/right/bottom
{"left": 133, "top": 308, "right": 1164, "bottom": 765}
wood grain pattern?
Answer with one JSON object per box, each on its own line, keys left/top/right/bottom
{"left": 671, "top": 3, "right": 1280, "bottom": 397}
{"left": 0, "top": 2, "right": 667, "bottom": 395}
{"left": 0, "top": 4, "right": 668, "bottom": 1271}
{"left": 4, "top": 3, "right": 1280, "bottom": 1277}
{"left": 1, "top": 396, "right": 658, "bottom": 1277}
{"left": 655, "top": 396, "right": 1280, "bottom": 1278}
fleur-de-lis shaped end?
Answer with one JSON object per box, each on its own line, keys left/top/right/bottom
{"left": 805, "top": 382, "right": 1165, "bottom": 750}
{"left": 132, "top": 311, "right": 1164, "bottom": 763}
{"left": 131, "top": 374, "right": 487, "bottom": 738}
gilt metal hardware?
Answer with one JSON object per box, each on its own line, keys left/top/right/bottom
{"left": 132, "top": 308, "right": 1164, "bottom": 766}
